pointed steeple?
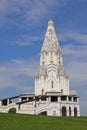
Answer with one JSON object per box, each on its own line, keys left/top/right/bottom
{"left": 48, "top": 18, "right": 54, "bottom": 26}
{"left": 41, "top": 18, "right": 61, "bottom": 53}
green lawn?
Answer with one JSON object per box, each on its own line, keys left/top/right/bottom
{"left": 0, "top": 113, "right": 87, "bottom": 130}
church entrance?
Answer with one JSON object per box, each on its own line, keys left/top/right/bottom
{"left": 8, "top": 108, "right": 16, "bottom": 113}
{"left": 62, "top": 106, "right": 66, "bottom": 116}
{"left": 39, "top": 111, "right": 47, "bottom": 115}
{"left": 69, "top": 107, "right": 71, "bottom": 116}
{"left": 74, "top": 107, "right": 77, "bottom": 116}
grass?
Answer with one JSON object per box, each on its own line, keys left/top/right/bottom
{"left": 0, "top": 113, "right": 87, "bottom": 130}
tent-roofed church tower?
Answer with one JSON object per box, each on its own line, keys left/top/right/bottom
{"left": 35, "top": 18, "right": 69, "bottom": 96}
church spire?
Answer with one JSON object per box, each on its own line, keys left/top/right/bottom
{"left": 41, "top": 18, "right": 61, "bottom": 53}
{"left": 48, "top": 18, "right": 54, "bottom": 26}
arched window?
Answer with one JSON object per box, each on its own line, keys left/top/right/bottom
{"left": 62, "top": 106, "right": 67, "bottom": 116}
{"left": 74, "top": 107, "right": 77, "bottom": 116}
{"left": 69, "top": 107, "right": 71, "bottom": 116}
{"left": 50, "top": 52, "right": 53, "bottom": 63}
{"left": 42, "top": 89, "right": 44, "bottom": 95}
{"left": 51, "top": 81, "right": 53, "bottom": 88}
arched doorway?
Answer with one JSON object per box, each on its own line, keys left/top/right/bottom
{"left": 74, "top": 107, "right": 77, "bottom": 116}
{"left": 39, "top": 111, "right": 47, "bottom": 115}
{"left": 8, "top": 108, "right": 16, "bottom": 113}
{"left": 69, "top": 107, "right": 71, "bottom": 116}
{"left": 62, "top": 106, "right": 67, "bottom": 116}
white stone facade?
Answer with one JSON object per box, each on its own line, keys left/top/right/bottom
{"left": 0, "top": 19, "right": 80, "bottom": 116}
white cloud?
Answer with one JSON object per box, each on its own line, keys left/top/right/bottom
{"left": 62, "top": 44, "right": 87, "bottom": 96}
{"left": 61, "top": 43, "right": 87, "bottom": 115}
{"left": 0, "top": 0, "right": 70, "bottom": 26}
{"left": 0, "top": 58, "right": 38, "bottom": 91}
{"left": 59, "top": 31, "right": 87, "bottom": 44}
{"left": 24, "top": 0, "right": 61, "bottom": 22}
{"left": 62, "top": 44, "right": 87, "bottom": 57}
{"left": 15, "top": 34, "right": 43, "bottom": 46}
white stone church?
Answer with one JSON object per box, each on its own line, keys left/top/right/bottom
{"left": 0, "top": 19, "right": 80, "bottom": 116}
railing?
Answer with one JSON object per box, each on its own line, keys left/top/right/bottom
{"left": 35, "top": 102, "right": 50, "bottom": 114}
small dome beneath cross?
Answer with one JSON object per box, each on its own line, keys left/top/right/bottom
{"left": 48, "top": 18, "right": 54, "bottom": 26}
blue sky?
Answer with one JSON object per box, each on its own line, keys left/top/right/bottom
{"left": 0, "top": 0, "right": 87, "bottom": 116}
